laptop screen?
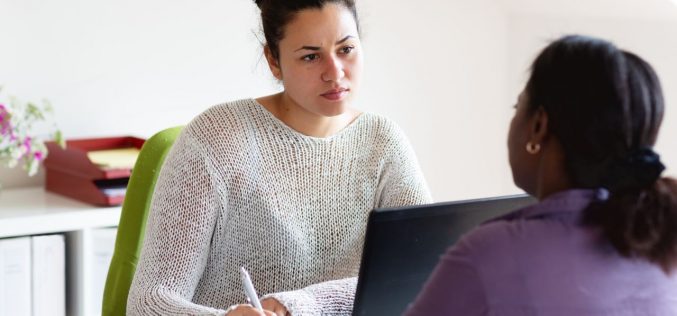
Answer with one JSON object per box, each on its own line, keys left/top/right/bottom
{"left": 352, "top": 195, "right": 535, "bottom": 316}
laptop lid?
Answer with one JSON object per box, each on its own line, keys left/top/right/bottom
{"left": 352, "top": 195, "right": 535, "bottom": 316}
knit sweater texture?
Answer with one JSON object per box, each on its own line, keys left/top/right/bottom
{"left": 127, "top": 99, "right": 432, "bottom": 315}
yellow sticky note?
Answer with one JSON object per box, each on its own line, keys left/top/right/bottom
{"left": 87, "top": 148, "right": 140, "bottom": 169}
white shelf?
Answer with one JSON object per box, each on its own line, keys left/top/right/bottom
{"left": 0, "top": 187, "right": 123, "bottom": 316}
{"left": 0, "top": 187, "right": 122, "bottom": 238}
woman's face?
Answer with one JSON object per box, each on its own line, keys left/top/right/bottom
{"left": 270, "top": 3, "right": 362, "bottom": 117}
{"left": 508, "top": 90, "right": 537, "bottom": 194}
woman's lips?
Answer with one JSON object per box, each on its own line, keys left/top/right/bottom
{"left": 321, "top": 88, "right": 349, "bottom": 101}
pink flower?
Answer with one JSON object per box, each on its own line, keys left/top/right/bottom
{"left": 0, "top": 94, "right": 62, "bottom": 181}
{"left": 0, "top": 103, "right": 10, "bottom": 136}
{"left": 22, "top": 136, "right": 32, "bottom": 153}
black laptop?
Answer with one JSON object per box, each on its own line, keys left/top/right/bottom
{"left": 352, "top": 195, "right": 535, "bottom": 316}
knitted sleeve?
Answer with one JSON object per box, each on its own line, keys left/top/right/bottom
{"left": 126, "top": 127, "right": 227, "bottom": 315}
{"left": 263, "top": 123, "right": 432, "bottom": 316}
{"left": 263, "top": 277, "right": 357, "bottom": 315}
{"left": 375, "top": 124, "right": 433, "bottom": 208}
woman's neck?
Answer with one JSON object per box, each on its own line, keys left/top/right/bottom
{"left": 257, "top": 93, "right": 360, "bottom": 138}
{"left": 534, "top": 140, "right": 573, "bottom": 200}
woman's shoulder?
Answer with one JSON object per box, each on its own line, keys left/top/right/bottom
{"left": 190, "top": 98, "right": 256, "bottom": 126}
{"left": 456, "top": 203, "right": 584, "bottom": 264}
{"left": 355, "top": 112, "right": 410, "bottom": 145}
{"left": 459, "top": 220, "right": 517, "bottom": 253}
{"left": 358, "top": 112, "right": 400, "bottom": 131}
{"left": 183, "top": 98, "right": 260, "bottom": 140}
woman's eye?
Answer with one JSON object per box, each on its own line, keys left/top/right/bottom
{"left": 340, "top": 46, "right": 354, "bottom": 54}
{"left": 302, "top": 54, "right": 319, "bottom": 62}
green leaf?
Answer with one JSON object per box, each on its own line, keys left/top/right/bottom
{"left": 55, "top": 130, "right": 66, "bottom": 149}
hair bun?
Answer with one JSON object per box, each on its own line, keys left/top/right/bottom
{"left": 603, "top": 147, "right": 666, "bottom": 193}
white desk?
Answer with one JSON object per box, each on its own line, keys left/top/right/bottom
{"left": 0, "top": 187, "right": 121, "bottom": 238}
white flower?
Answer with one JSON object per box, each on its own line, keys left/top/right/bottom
{"left": 0, "top": 88, "right": 64, "bottom": 185}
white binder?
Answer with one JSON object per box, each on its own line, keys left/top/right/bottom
{"left": 32, "top": 234, "right": 66, "bottom": 316}
{"left": 89, "top": 227, "right": 117, "bottom": 316}
{"left": 0, "top": 237, "right": 32, "bottom": 316}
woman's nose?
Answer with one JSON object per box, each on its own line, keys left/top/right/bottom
{"left": 321, "top": 55, "right": 345, "bottom": 82}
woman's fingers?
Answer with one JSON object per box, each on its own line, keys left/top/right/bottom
{"left": 227, "top": 304, "right": 271, "bottom": 316}
{"left": 261, "top": 298, "right": 288, "bottom": 316}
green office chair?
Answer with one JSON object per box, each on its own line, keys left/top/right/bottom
{"left": 102, "top": 126, "right": 183, "bottom": 316}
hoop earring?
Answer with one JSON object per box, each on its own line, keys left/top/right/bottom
{"left": 526, "top": 142, "right": 541, "bottom": 154}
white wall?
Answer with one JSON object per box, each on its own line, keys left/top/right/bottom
{"left": 1, "top": 0, "right": 276, "bottom": 186}
{"left": 1, "top": 0, "right": 512, "bottom": 201}
{"left": 358, "top": 0, "right": 512, "bottom": 200}
{"left": 3, "top": 0, "right": 676, "bottom": 200}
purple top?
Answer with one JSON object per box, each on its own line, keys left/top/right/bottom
{"left": 405, "top": 189, "right": 677, "bottom": 316}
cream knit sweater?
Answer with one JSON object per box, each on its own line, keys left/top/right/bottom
{"left": 127, "top": 99, "right": 432, "bottom": 315}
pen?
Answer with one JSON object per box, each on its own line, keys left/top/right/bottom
{"left": 240, "top": 267, "right": 263, "bottom": 310}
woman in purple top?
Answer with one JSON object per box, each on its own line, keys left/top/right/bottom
{"left": 406, "top": 35, "right": 677, "bottom": 315}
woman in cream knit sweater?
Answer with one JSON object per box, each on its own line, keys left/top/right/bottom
{"left": 127, "top": 1, "right": 432, "bottom": 315}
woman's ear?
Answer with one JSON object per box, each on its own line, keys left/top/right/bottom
{"left": 264, "top": 46, "right": 283, "bottom": 80}
{"left": 530, "top": 107, "right": 549, "bottom": 145}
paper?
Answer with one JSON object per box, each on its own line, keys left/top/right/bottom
{"left": 87, "top": 147, "right": 140, "bottom": 169}
{"left": 100, "top": 186, "right": 127, "bottom": 197}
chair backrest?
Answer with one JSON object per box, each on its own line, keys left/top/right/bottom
{"left": 102, "top": 126, "right": 183, "bottom": 316}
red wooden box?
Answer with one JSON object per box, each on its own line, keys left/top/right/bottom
{"left": 44, "top": 136, "right": 145, "bottom": 206}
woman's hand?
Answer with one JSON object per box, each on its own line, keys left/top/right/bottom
{"left": 225, "top": 304, "right": 276, "bottom": 316}
{"left": 225, "top": 299, "right": 288, "bottom": 316}
{"left": 261, "top": 298, "right": 289, "bottom": 316}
